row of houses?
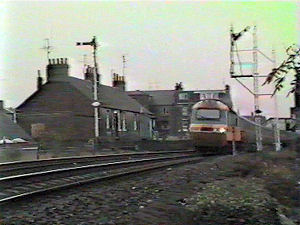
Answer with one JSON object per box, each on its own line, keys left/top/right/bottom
{"left": 127, "top": 84, "right": 232, "bottom": 139}
{"left": 3, "top": 56, "right": 299, "bottom": 145}
{"left": 15, "top": 59, "right": 154, "bottom": 144}
{"left": 2, "top": 57, "right": 233, "bottom": 144}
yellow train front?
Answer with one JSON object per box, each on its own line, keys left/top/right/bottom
{"left": 189, "top": 99, "right": 243, "bottom": 151}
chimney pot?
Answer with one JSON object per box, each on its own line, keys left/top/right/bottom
{"left": 225, "top": 84, "right": 230, "bottom": 92}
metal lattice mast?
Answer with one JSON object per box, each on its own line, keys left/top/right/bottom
{"left": 230, "top": 24, "right": 280, "bottom": 152}
{"left": 272, "top": 49, "right": 281, "bottom": 151}
{"left": 253, "top": 26, "right": 263, "bottom": 151}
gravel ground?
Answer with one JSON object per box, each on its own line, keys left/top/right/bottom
{"left": 0, "top": 152, "right": 299, "bottom": 225}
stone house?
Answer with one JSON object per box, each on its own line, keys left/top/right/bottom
{"left": 128, "top": 85, "right": 232, "bottom": 139}
{"left": 16, "top": 58, "right": 154, "bottom": 144}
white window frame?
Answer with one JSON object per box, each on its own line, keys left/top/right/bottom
{"left": 122, "top": 113, "right": 127, "bottom": 131}
{"left": 117, "top": 111, "right": 121, "bottom": 131}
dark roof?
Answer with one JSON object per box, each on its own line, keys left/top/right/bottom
{"left": 0, "top": 109, "right": 32, "bottom": 140}
{"left": 18, "top": 76, "right": 152, "bottom": 115}
{"left": 126, "top": 90, "right": 150, "bottom": 96}
{"left": 128, "top": 89, "right": 233, "bottom": 107}
{"left": 68, "top": 77, "right": 152, "bottom": 114}
{"left": 127, "top": 90, "right": 176, "bottom": 106}
{"left": 180, "top": 89, "right": 226, "bottom": 93}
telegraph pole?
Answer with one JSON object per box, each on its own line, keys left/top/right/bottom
{"left": 76, "top": 36, "right": 100, "bottom": 141}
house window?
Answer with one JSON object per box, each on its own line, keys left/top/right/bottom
{"left": 182, "top": 107, "right": 188, "bottom": 116}
{"left": 134, "top": 114, "right": 138, "bottom": 131}
{"left": 117, "top": 111, "right": 121, "bottom": 131}
{"left": 179, "top": 93, "right": 188, "bottom": 100}
{"left": 163, "top": 107, "right": 169, "bottom": 115}
{"left": 122, "top": 113, "right": 127, "bottom": 131}
{"left": 182, "top": 121, "right": 189, "bottom": 132}
{"left": 113, "top": 110, "right": 121, "bottom": 131}
{"left": 106, "top": 110, "right": 110, "bottom": 130}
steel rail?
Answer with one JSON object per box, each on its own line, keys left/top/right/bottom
{"left": 0, "top": 155, "right": 206, "bottom": 204}
{"left": 0, "top": 150, "right": 195, "bottom": 173}
{"left": 0, "top": 155, "right": 199, "bottom": 182}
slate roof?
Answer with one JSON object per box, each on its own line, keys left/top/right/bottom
{"left": 69, "top": 77, "right": 152, "bottom": 114}
{"left": 126, "top": 90, "right": 150, "bottom": 96}
{"left": 128, "top": 88, "right": 233, "bottom": 108}
{"left": 0, "top": 109, "right": 32, "bottom": 140}
{"left": 18, "top": 75, "right": 152, "bottom": 115}
{"left": 127, "top": 90, "right": 176, "bottom": 106}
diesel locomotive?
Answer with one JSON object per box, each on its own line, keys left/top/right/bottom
{"left": 189, "top": 99, "right": 298, "bottom": 152}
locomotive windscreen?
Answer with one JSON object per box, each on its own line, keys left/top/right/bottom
{"left": 196, "top": 109, "right": 220, "bottom": 120}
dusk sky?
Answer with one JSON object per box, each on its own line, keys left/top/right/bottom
{"left": 0, "top": 1, "right": 299, "bottom": 117}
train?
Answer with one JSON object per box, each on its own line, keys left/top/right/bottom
{"left": 189, "top": 98, "right": 298, "bottom": 152}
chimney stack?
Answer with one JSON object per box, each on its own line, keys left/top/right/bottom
{"left": 175, "top": 82, "right": 183, "bottom": 91}
{"left": 47, "top": 58, "right": 69, "bottom": 81}
{"left": 84, "top": 65, "right": 94, "bottom": 82}
{"left": 112, "top": 72, "right": 126, "bottom": 91}
{"left": 225, "top": 84, "right": 230, "bottom": 93}
{"left": 37, "top": 70, "right": 43, "bottom": 90}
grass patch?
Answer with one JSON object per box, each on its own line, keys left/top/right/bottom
{"left": 184, "top": 150, "right": 300, "bottom": 224}
{"left": 184, "top": 178, "right": 280, "bottom": 225}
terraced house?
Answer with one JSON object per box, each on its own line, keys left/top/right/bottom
{"left": 16, "top": 58, "right": 154, "bottom": 144}
{"left": 128, "top": 84, "right": 232, "bottom": 139}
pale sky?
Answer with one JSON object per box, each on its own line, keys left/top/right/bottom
{"left": 0, "top": 1, "right": 299, "bottom": 117}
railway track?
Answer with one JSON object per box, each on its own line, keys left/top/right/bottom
{"left": 0, "top": 150, "right": 195, "bottom": 177}
{"left": 0, "top": 151, "right": 204, "bottom": 204}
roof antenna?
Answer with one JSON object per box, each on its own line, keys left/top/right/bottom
{"left": 122, "top": 55, "right": 127, "bottom": 77}
{"left": 41, "top": 38, "right": 53, "bottom": 61}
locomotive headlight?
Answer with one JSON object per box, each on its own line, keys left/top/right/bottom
{"left": 219, "top": 127, "right": 226, "bottom": 133}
